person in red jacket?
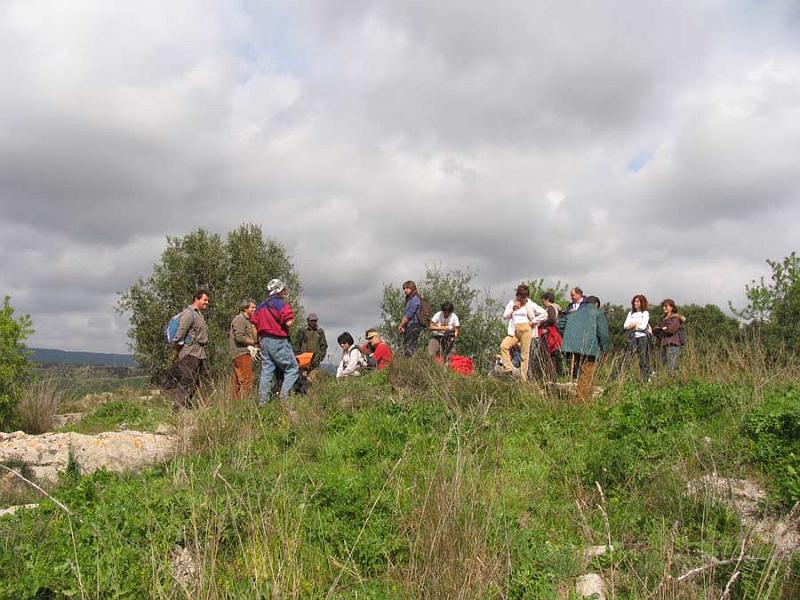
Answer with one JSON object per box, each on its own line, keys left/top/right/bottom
{"left": 363, "top": 329, "right": 393, "bottom": 370}
{"left": 252, "top": 278, "right": 299, "bottom": 406}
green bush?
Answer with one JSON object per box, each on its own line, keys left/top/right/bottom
{"left": 743, "top": 387, "right": 800, "bottom": 505}
{"left": 0, "top": 296, "right": 33, "bottom": 427}
{"left": 586, "top": 381, "right": 733, "bottom": 488}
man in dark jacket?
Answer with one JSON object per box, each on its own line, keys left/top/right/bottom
{"left": 293, "top": 313, "right": 328, "bottom": 373}
{"left": 557, "top": 295, "right": 609, "bottom": 402}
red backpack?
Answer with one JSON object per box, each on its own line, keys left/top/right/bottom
{"left": 448, "top": 355, "right": 474, "bottom": 376}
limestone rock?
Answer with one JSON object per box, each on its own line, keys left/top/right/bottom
{"left": 583, "top": 545, "right": 613, "bottom": 561}
{"left": 51, "top": 413, "right": 85, "bottom": 429}
{"left": 576, "top": 573, "right": 606, "bottom": 599}
{"left": 0, "top": 504, "right": 38, "bottom": 518}
{"left": 0, "top": 430, "right": 178, "bottom": 484}
{"left": 554, "top": 382, "right": 604, "bottom": 399}
{"left": 687, "top": 475, "right": 800, "bottom": 553}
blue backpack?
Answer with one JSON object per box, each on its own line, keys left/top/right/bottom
{"left": 165, "top": 310, "right": 195, "bottom": 345}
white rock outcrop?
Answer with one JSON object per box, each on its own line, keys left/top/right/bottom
{"left": 0, "top": 504, "right": 38, "bottom": 518}
{"left": 575, "top": 573, "right": 606, "bottom": 599}
{"left": 0, "top": 430, "right": 178, "bottom": 483}
{"left": 687, "top": 475, "right": 800, "bottom": 553}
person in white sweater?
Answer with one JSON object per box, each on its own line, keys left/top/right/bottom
{"left": 500, "top": 284, "right": 548, "bottom": 382}
{"left": 336, "top": 332, "right": 365, "bottom": 378}
{"left": 623, "top": 294, "right": 652, "bottom": 382}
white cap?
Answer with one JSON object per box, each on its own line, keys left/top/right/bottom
{"left": 267, "top": 278, "right": 285, "bottom": 296}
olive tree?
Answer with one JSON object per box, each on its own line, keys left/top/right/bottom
{"left": 117, "top": 224, "right": 302, "bottom": 380}
{"left": 378, "top": 266, "right": 504, "bottom": 371}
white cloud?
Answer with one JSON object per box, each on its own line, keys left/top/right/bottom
{"left": 1, "top": 1, "right": 798, "bottom": 352}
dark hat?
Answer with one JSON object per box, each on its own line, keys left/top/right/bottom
{"left": 307, "top": 313, "right": 318, "bottom": 321}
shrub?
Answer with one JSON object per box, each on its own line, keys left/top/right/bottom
{"left": 585, "top": 381, "right": 733, "bottom": 488}
{"left": 742, "top": 386, "right": 800, "bottom": 505}
{"left": 16, "top": 378, "right": 62, "bottom": 434}
{"left": 0, "top": 296, "right": 33, "bottom": 427}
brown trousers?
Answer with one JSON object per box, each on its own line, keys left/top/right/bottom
{"left": 571, "top": 355, "right": 597, "bottom": 403}
{"left": 231, "top": 354, "right": 254, "bottom": 400}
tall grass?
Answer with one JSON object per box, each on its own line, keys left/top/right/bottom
{"left": 16, "top": 378, "right": 63, "bottom": 434}
{"left": 5, "top": 339, "right": 800, "bottom": 598}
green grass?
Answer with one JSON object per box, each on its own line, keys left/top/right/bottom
{"left": 58, "top": 396, "right": 174, "bottom": 435}
{"left": 2, "top": 361, "right": 800, "bottom": 598}
{"left": 32, "top": 364, "right": 149, "bottom": 401}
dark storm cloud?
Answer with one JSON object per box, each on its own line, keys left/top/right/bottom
{"left": 1, "top": 0, "right": 799, "bottom": 352}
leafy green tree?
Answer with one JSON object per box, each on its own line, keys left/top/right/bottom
{"left": 602, "top": 303, "right": 630, "bottom": 351}
{"left": 731, "top": 252, "right": 800, "bottom": 352}
{"left": 118, "top": 224, "right": 302, "bottom": 380}
{"left": 378, "top": 266, "right": 504, "bottom": 371}
{"left": 679, "top": 304, "right": 740, "bottom": 343}
{"left": 525, "top": 278, "right": 570, "bottom": 310}
{"left": 0, "top": 296, "right": 33, "bottom": 426}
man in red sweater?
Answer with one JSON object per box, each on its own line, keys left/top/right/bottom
{"left": 252, "top": 278, "right": 299, "bottom": 406}
{"left": 363, "top": 329, "right": 393, "bottom": 370}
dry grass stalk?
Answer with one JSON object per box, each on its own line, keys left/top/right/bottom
{"left": 399, "top": 426, "right": 508, "bottom": 598}
{"left": 17, "top": 377, "right": 63, "bottom": 434}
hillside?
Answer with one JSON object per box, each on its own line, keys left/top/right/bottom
{"left": 31, "top": 348, "right": 137, "bottom": 368}
{"left": 2, "top": 348, "right": 800, "bottom": 598}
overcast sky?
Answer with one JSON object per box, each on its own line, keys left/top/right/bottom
{"left": 2, "top": 1, "right": 799, "bottom": 354}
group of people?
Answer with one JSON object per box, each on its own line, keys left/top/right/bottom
{"left": 490, "top": 285, "right": 686, "bottom": 401}
{"left": 167, "top": 279, "right": 686, "bottom": 407}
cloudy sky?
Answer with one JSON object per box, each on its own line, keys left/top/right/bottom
{"left": 1, "top": 0, "right": 799, "bottom": 354}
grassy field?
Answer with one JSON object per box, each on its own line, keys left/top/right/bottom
{"left": 2, "top": 342, "right": 800, "bottom": 598}
{"left": 32, "top": 364, "right": 149, "bottom": 400}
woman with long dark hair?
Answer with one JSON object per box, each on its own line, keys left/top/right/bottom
{"left": 624, "top": 294, "right": 652, "bottom": 382}
{"left": 398, "top": 280, "right": 423, "bottom": 356}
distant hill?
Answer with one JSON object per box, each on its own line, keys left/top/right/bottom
{"left": 31, "top": 348, "right": 137, "bottom": 368}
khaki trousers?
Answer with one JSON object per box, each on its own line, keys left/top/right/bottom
{"left": 231, "top": 354, "right": 254, "bottom": 400}
{"left": 500, "top": 323, "right": 533, "bottom": 382}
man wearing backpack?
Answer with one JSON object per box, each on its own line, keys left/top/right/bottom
{"left": 252, "top": 278, "right": 299, "bottom": 406}
{"left": 169, "top": 289, "right": 210, "bottom": 408}
{"left": 398, "top": 280, "right": 430, "bottom": 357}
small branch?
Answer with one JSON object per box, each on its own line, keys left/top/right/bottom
{"left": 676, "top": 558, "right": 740, "bottom": 583}
{"left": 675, "top": 554, "right": 764, "bottom": 584}
{"left": 720, "top": 534, "right": 749, "bottom": 600}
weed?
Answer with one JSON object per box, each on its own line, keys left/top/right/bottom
{"left": 16, "top": 378, "right": 63, "bottom": 434}
{"left": 743, "top": 386, "right": 800, "bottom": 505}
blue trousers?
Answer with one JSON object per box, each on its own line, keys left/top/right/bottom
{"left": 259, "top": 336, "right": 299, "bottom": 402}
